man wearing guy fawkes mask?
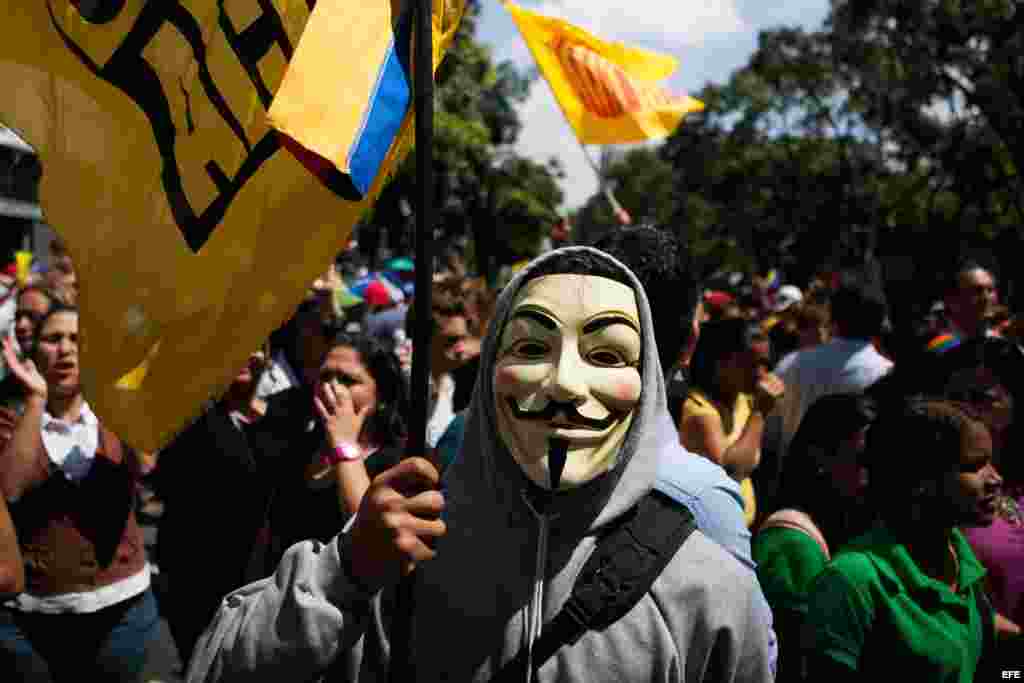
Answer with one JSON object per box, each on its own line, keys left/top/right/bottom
{"left": 187, "top": 247, "right": 773, "bottom": 683}
{"left": 492, "top": 259, "right": 644, "bottom": 492}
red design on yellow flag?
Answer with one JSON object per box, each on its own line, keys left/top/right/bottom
{"left": 506, "top": 2, "right": 704, "bottom": 144}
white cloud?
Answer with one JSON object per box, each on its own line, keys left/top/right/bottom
{"left": 530, "top": 0, "right": 748, "bottom": 48}
{"left": 513, "top": 85, "right": 599, "bottom": 209}
{"left": 490, "top": 0, "right": 748, "bottom": 67}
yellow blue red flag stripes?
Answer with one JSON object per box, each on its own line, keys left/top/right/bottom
{"left": 505, "top": 2, "right": 704, "bottom": 145}
{"left": 270, "top": 1, "right": 421, "bottom": 198}
{"left": 0, "top": 1, "right": 463, "bottom": 451}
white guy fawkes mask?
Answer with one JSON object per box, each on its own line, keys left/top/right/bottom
{"left": 493, "top": 273, "right": 643, "bottom": 490}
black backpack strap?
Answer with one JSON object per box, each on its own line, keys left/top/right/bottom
{"left": 491, "top": 489, "right": 697, "bottom": 682}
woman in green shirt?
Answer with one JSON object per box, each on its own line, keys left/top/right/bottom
{"left": 804, "top": 399, "right": 1002, "bottom": 682}
{"left": 752, "top": 393, "right": 877, "bottom": 682}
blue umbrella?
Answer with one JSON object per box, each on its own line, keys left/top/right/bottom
{"left": 348, "top": 276, "right": 375, "bottom": 297}
{"left": 384, "top": 256, "right": 415, "bottom": 272}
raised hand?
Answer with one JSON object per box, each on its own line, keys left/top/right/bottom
{"left": 754, "top": 372, "right": 785, "bottom": 415}
{"left": 1, "top": 336, "right": 46, "bottom": 400}
{"left": 314, "top": 379, "right": 371, "bottom": 449}
{"left": 311, "top": 263, "right": 343, "bottom": 320}
{"left": 347, "top": 458, "right": 446, "bottom": 593}
{"left": 395, "top": 340, "right": 413, "bottom": 376}
{"left": 996, "top": 612, "right": 1021, "bottom": 641}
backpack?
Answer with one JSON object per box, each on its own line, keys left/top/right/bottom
{"left": 489, "top": 489, "right": 697, "bottom": 682}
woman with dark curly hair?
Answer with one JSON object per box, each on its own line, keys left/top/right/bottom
{"left": 804, "top": 399, "right": 1002, "bottom": 682}
{"left": 308, "top": 330, "right": 410, "bottom": 518}
{"left": 933, "top": 337, "right": 1024, "bottom": 647}
{"left": 265, "top": 330, "right": 410, "bottom": 559}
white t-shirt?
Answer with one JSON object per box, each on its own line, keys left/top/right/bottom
{"left": 771, "top": 338, "right": 893, "bottom": 457}
{"left": 425, "top": 373, "right": 456, "bottom": 449}
{"left": 256, "top": 351, "right": 299, "bottom": 400}
{"left": 40, "top": 401, "right": 100, "bottom": 482}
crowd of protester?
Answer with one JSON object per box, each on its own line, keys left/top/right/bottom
{"left": 0, "top": 228, "right": 1020, "bottom": 681}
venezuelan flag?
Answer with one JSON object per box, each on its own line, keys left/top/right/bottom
{"left": 272, "top": 0, "right": 468, "bottom": 197}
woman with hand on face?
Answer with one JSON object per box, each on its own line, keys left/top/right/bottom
{"left": 804, "top": 399, "right": 1002, "bottom": 682}
{"left": 281, "top": 331, "right": 409, "bottom": 546}
{"left": 0, "top": 305, "right": 158, "bottom": 682}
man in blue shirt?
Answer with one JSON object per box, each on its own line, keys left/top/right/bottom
{"left": 593, "top": 225, "right": 776, "bottom": 671}
{"left": 591, "top": 226, "right": 757, "bottom": 570}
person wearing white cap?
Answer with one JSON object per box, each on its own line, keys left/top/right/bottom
{"left": 772, "top": 285, "right": 803, "bottom": 314}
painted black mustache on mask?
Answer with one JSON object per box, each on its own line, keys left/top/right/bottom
{"left": 506, "top": 397, "right": 621, "bottom": 430}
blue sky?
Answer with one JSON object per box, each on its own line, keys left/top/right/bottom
{"left": 475, "top": 0, "right": 830, "bottom": 209}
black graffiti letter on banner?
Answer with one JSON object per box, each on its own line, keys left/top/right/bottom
{"left": 47, "top": 1, "right": 289, "bottom": 253}
{"left": 219, "top": 0, "right": 365, "bottom": 202}
{"left": 218, "top": 0, "right": 293, "bottom": 109}
{"left": 71, "top": 0, "right": 126, "bottom": 24}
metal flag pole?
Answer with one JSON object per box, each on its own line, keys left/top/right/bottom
{"left": 389, "top": 0, "right": 433, "bottom": 678}
{"left": 578, "top": 141, "right": 631, "bottom": 225}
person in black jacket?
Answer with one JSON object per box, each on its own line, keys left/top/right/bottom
{"left": 152, "top": 349, "right": 274, "bottom": 665}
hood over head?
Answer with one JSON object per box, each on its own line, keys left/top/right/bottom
{"left": 446, "top": 246, "right": 668, "bottom": 534}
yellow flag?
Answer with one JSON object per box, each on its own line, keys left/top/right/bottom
{"left": 0, "top": 1, "right": 463, "bottom": 451}
{"left": 505, "top": 2, "right": 704, "bottom": 144}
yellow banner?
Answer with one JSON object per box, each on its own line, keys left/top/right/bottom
{"left": 0, "top": 1, "right": 462, "bottom": 451}
{"left": 505, "top": 2, "right": 704, "bottom": 145}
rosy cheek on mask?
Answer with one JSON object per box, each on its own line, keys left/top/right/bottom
{"left": 494, "top": 362, "right": 549, "bottom": 392}
{"left": 590, "top": 370, "right": 642, "bottom": 411}
{"left": 616, "top": 380, "right": 641, "bottom": 404}
{"left": 494, "top": 365, "right": 520, "bottom": 390}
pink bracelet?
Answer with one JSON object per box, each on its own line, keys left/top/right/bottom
{"left": 320, "top": 442, "right": 364, "bottom": 466}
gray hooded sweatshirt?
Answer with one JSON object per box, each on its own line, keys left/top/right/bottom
{"left": 186, "top": 247, "right": 774, "bottom": 683}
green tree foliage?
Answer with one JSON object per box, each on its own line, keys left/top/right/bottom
{"left": 656, "top": 27, "right": 891, "bottom": 282}
{"left": 486, "top": 155, "right": 564, "bottom": 264}
{"left": 828, "top": 0, "right": 1023, "bottom": 293}
{"left": 574, "top": 3, "right": 1022, "bottom": 303}
{"left": 571, "top": 147, "right": 675, "bottom": 246}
